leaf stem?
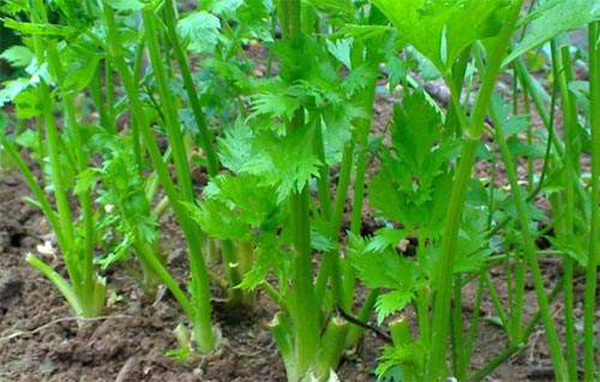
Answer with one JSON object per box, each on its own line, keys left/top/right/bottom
{"left": 142, "top": 6, "right": 215, "bottom": 352}
{"left": 584, "top": 21, "right": 599, "bottom": 382}
{"left": 427, "top": 2, "right": 524, "bottom": 379}
{"left": 490, "top": 101, "right": 567, "bottom": 381}
{"left": 551, "top": 41, "right": 578, "bottom": 381}
{"left": 161, "top": 0, "right": 245, "bottom": 304}
{"left": 102, "top": 2, "right": 215, "bottom": 351}
{"left": 280, "top": 1, "right": 319, "bottom": 377}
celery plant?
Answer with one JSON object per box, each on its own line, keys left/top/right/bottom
{"left": 101, "top": 1, "right": 215, "bottom": 352}
{"left": 278, "top": 2, "right": 320, "bottom": 377}
{"left": 364, "top": 1, "right": 526, "bottom": 379}
{"left": 191, "top": 0, "right": 392, "bottom": 377}
{"left": 357, "top": 1, "right": 600, "bottom": 380}
{"left": 160, "top": 0, "right": 248, "bottom": 305}
{"left": 142, "top": 4, "right": 216, "bottom": 351}
{"left": 0, "top": 0, "right": 107, "bottom": 318}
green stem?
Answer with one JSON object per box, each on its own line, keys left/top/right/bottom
{"left": 289, "top": 178, "right": 318, "bottom": 378}
{"left": 162, "top": 0, "right": 246, "bottom": 303}
{"left": 482, "top": 272, "right": 509, "bottom": 330}
{"left": 103, "top": 2, "right": 214, "bottom": 352}
{"left": 142, "top": 9, "right": 193, "bottom": 200}
{"left": 162, "top": 0, "right": 219, "bottom": 177}
{"left": 316, "top": 318, "right": 348, "bottom": 380}
{"left": 132, "top": 241, "right": 193, "bottom": 317}
{"left": 464, "top": 273, "right": 484, "bottom": 367}
{"left": 142, "top": 7, "right": 215, "bottom": 352}
{"left": 314, "top": 141, "right": 354, "bottom": 308}
{"left": 129, "top": 41, "right": 145, "bottom": 172}
{"left": 30, "top": 0, "right": 75, "bottom": 262}
{"left": 313, "top": 120, "right": 332, "bottom": 218}
{"left": 46, "top": 38, "right": 98, "bottom": 318}
{"left": 523, "top": 87, "right": 535, "bottom": 193}
{"left": 490, "top": 102, "right": 568, "bottom": 381}
{"left": 90, "top": 64, "right": 111, "bottom": 133}
{"left": 29, "top": 0, "right": 105, "bottom": 317}
{"left": 105, "top": 57, "right": 116, "bottom": 133}
{"left": 551, "top": 41, "right": 578, "bottom": 381}
{"left": 427, "top": 3, "right": 523, "bottom": 379}
{"left": 429, "top": 137, "right": 477, "bottom": 380}
{"left": 451, "top": 276, "right": 466, "bottom": 379}
{"left": 279, "top": 1, "right": 319, "bottom": 378}
{"left": 346, "top": 288, "right": 379, "bottom": 346}
{"left": 34, "top": 0, "right": 101, "bottom": 316}
{"left": 516, "top": 59, "right": 564, "bottom": 157}
{"left": 27, "top": 254, "right": 84, "bottom": 316}
{"left": 221, "top": 240, "right": 244, "bottom": 304}
{"left": 474, "top": 46, "right": 524, "bottom": 345}
{"left": 584, "top": 21, "right": 599, "bottom": 382}
{"left": 343, "top": 68, "right": 377, "bottom": 317}
{"left": 349, "top": 82, "right": 376, "bottom": 234}
{"left": 511, "top": 256, "right": 525, "bottom": 343}
{"left": 390, "top": 317, "right": 416, "bottom": 382}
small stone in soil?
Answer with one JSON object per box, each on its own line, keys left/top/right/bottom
{"left": 0, "top": 270, "right": 23, "bottom": 304}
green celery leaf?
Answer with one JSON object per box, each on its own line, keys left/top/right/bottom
{"left": 250, "top": 92, "right": 301, "bottom": 121}
{"left": 365, "top": 229, "right": 407, "bottom": 253}
{"left": 64, "top": 54, "right": 100, "bottom": 92}
{"left": 74, "top": 168, "right": 99, "bottom": 196}
{"left": 371, "top": 0, "right": 509, "bottom": 71}
{"left": 2, "top": 18, "right": 78, "bottom": 37}
{"left": 184, "top": 199, "right": 250, "bottom": 241}
{"left": 108, "top": 0, "right": 145, "bottom": 12}
{"left": 234, "top": 0, "right": 273, "bottom": 41}
{"left": 218, "top": 119, "right": 256, "bottom": 174}
{"left": 369, "top": 166, "right": 406, "bottom": 223}
{"left": 13, "top": 89, "right": 40, "bottom": 119}
{"left": 452, "top": 208, "right": 492, "bottom": 274}
{"left": 0, "top": 45, "right": 33, "bottom": 67}
{"left": 202, "top": 0, "right": 244, "bottom": 15}
{"left": 326, "top": 38, "right": 353, "bottom": 70}
{"left": 237, "top": 127, "right": 321, "bottom": 202}
{"left": 0, "top": 78, "right": 29, "bottom": 108}
{"left": 376, "top": 341, "right": 426, "bottom": 377}
{"left": 376, "top": 290, "right": 414, "bottom": 324}
{"left": 14, "top": 129, "right": 37, "bottom": 150}
{"left": 305, "top": 0, "right": 354, "bottom": 18}
{"left": 238, "top": 232, "right": 290, "bottom": 290}
{"left": 491, "top": 93, "right": 529, "bottom": 137}
{"left": 334, "top": 24, "right": 394, "bottom": 42}
{"left": 369, "top": 91, "right": 457, "bottom": 232}
{"left": 177, "top": 11, "right": 221, "bottom": 54}
{"left": 505, "top": 0, "right": 600, "bottom": 64}
{"left": 350, "top": 246, "right": 422, "bottom": 301}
